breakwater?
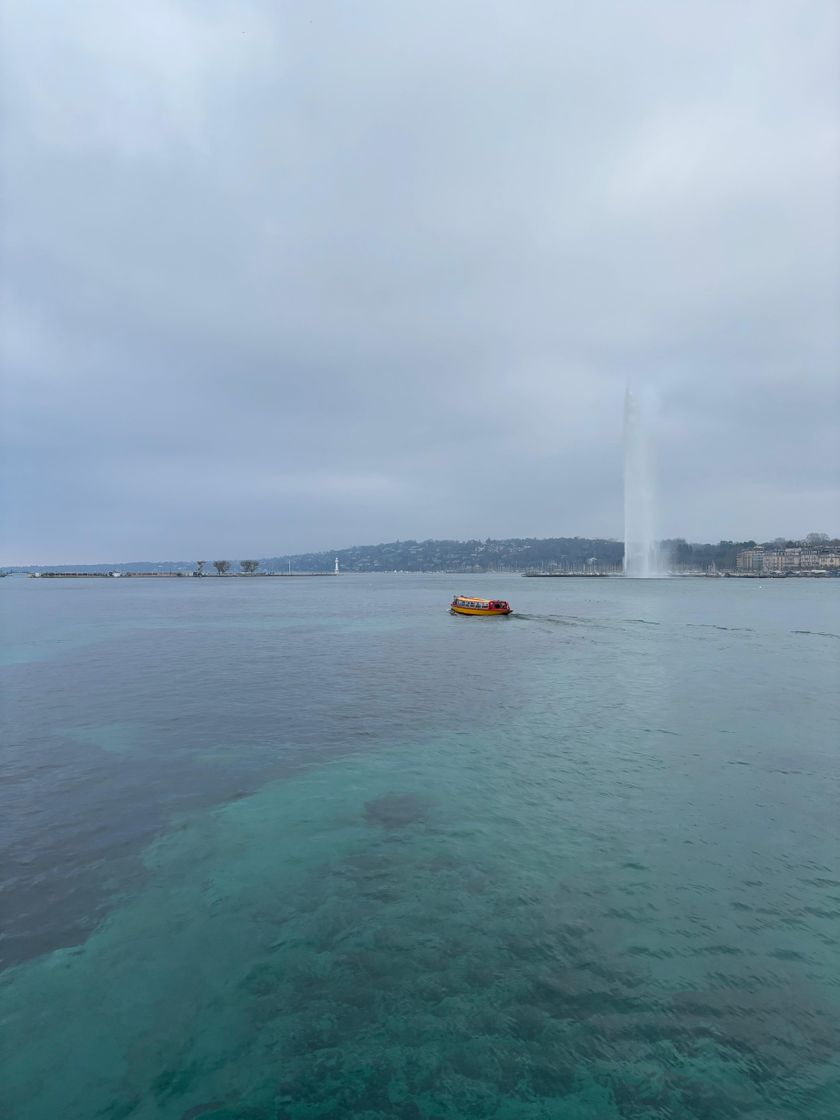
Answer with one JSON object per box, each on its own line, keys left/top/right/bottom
{"left": 29, "top": 571, "right": 338, "bottom": 579}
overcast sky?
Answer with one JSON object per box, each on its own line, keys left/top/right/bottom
{"left": 2, "top": 1, "right": 838, "bottom": 563}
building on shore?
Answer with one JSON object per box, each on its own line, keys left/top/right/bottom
{"left": 736, "top": 543, "right": 840, "bottom": 574}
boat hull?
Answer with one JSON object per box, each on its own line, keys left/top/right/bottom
{"left": 450, "top": 605, "right": 511, "bottom": 616}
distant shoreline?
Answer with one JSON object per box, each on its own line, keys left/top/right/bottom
{"left": 9, "top": 569, "right": 838, "bottom": 581}
{"left": 4, "top": 533, "right": 837, "bottom": 578}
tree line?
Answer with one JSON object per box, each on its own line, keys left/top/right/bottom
{"left": 194, "top": 560, "right": 260, "bottom": 575}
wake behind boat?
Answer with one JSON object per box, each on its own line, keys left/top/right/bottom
{"left": 450, "top": 595, "right": 512, "bottom": 616}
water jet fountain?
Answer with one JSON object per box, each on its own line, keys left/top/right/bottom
{"left": 623, "top": 385, "right": 665, "bottom": 577}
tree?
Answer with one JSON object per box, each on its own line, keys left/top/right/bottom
{"left": 240, "top": 560, "right": 259, "bottom": 574}
{"left": 806, "top": 532, "right": 829, "bottom": 545}
{"left": 196, "top": 560, "right": 206, "bottom": 575}
{"left": 213, "top": 560, "right": 231, "bottom": 575}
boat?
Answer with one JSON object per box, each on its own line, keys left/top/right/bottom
{"left": 450, "top": 595, "right": 512, "bottom": 616}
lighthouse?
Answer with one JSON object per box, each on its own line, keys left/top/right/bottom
{"left": 334, "top": 557, "right": 340, "bottom": 575}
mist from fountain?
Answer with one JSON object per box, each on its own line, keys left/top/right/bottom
{"left": 623, "top": 385, "right": 666, "bottom": 578}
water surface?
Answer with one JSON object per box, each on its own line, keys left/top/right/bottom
{"left": 2, "top": 574, "right": 839, "bottom": 1118}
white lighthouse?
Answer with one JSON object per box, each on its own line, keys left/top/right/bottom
{"left": 334, "top": 557, "right": 340, "bottom": 574}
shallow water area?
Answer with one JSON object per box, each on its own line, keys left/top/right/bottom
{"left": 1, "top": 574, "right": 839, "bottom": 1118}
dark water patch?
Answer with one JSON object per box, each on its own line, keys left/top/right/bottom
{"left": 363, "top": 791, "right": 433, "bottom": 829}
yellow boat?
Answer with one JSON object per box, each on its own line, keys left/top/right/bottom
{"left": 450, "top": 595, "right": 512, "bottom": 616}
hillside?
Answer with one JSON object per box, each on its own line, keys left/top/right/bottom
{"left": 265, "top": 537, "right": 625, "bottom": 572}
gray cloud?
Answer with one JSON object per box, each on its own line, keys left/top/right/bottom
{"left": 2, "top": 1, "right": 838, "bottom": 562}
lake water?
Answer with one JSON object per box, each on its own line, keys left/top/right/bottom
{"left": 1, "top": 574, "right": 839, "bottom": 1119}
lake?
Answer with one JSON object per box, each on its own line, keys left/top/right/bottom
{"left": 1, "top": 574, "right": 839, "bottom": 1119}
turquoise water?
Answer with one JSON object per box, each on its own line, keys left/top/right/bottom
{"left": 1, "top": 575, "right": 839, "bottom": 1118}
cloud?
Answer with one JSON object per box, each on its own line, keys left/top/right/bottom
{"left": 2, "top": 0, "right": 838, "bottom": 561}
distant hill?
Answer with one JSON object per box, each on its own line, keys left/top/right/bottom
{"left": 8, "top": 538, "right": 623, "bottom": 574}
{"left": 262, "top": 537, "right": 625, "bottom": 572}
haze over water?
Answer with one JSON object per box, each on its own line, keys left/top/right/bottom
{"left": 2, "top": 575, "right": 839, "bottom": 1119}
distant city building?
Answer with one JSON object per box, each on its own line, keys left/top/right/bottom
{"left": 736, "top": 542, "right": 840, "bottom": 574}
{"left": 762, "top": 551, "right": 784, "bottom": 573}
{"left": 736, "top": 548, "right": 764, "bottom": 571}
